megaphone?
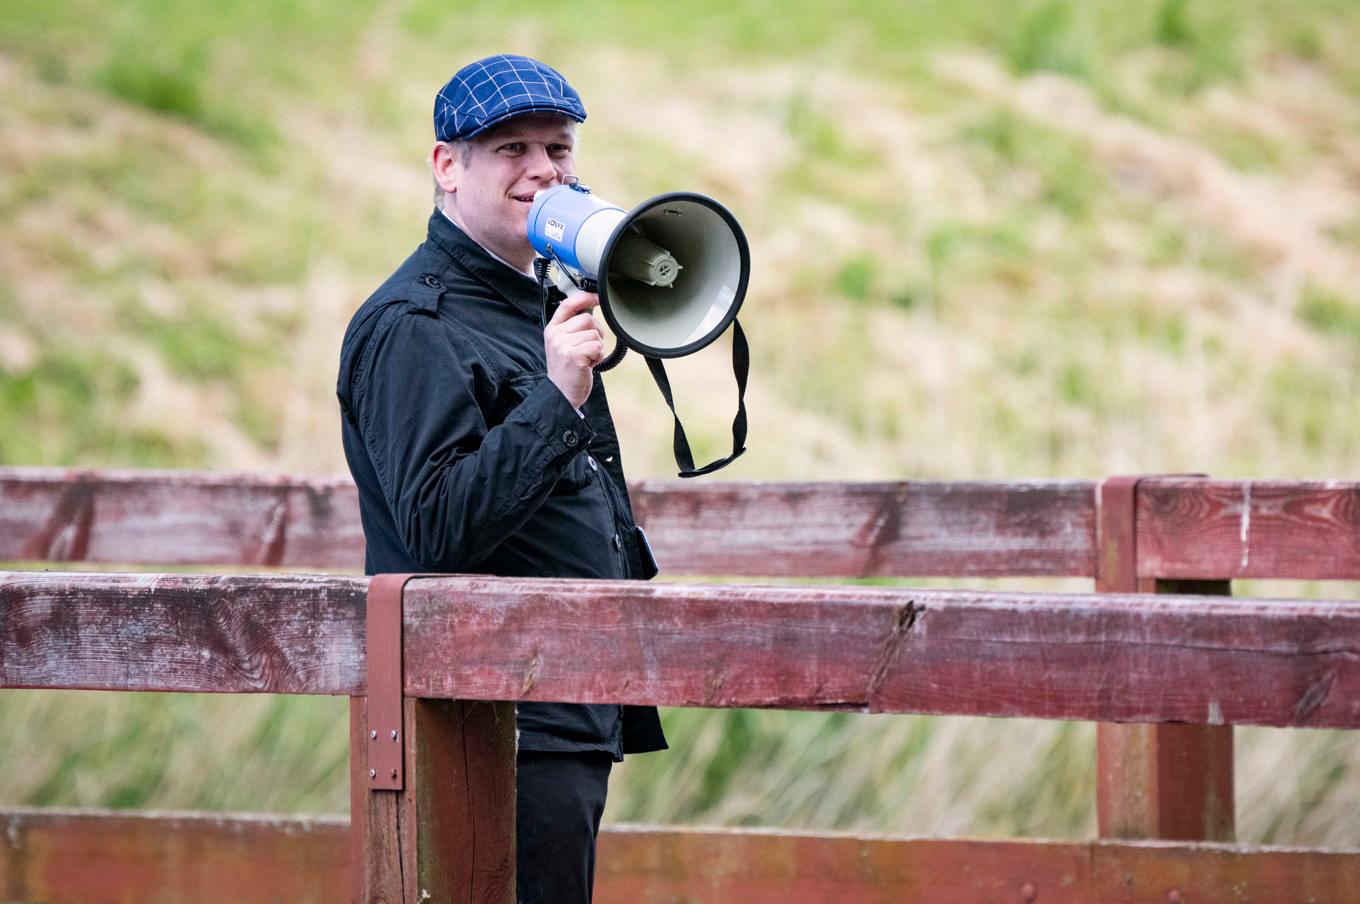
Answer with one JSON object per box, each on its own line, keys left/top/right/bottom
{"left": 527, "top": 180, "right": 751, "bottom": 477}
{"left": 528, "top": 181, "right": 749, "bottom": 363}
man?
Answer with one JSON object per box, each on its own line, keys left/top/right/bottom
{"left": 336, "top": 54, "right": 665, "bottom": 904}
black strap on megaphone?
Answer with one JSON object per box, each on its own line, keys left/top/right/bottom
{"left": 643, "top": 319, "right": 748, "bottom": 478}
{"left": 536, "top": 255, "right": 748, "bottom": 478}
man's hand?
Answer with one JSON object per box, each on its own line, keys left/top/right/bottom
{"left": 545, "top": 292, "right": 604, "bottom": 410}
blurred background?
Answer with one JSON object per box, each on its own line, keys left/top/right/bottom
{"left": 1, "top": 0, "right": 1357, "bottom": 845}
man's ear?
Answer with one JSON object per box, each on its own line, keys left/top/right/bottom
{"left": 431, "top": 142, "right": 461, "bottom": 195}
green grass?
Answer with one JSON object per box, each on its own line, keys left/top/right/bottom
{"left": 962, "top": 108, "right": 1108, "bottom": 220}
{"left": 0, "top": 349, "right": 188, "bottom": 467}
{"left": 833, "top": 256, "right": 877, "bottom": 302}
{"left": 0, "top": 691, "right": 349, "bottom": 814}
{"left": 1300, "top": 285, "right": 1360, "bottom": 343}
{"left": 1009, "top": 1, "right": 1098, "bottom": 80}
{"left": 125, "top": 303, "right": 246, "bottom": 383}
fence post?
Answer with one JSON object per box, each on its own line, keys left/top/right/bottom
{"left": 351, "top": 576, "right": 517, "bottom": 903}
{"left": 1094, "top": 477, "right": 1235, "bottom": 842}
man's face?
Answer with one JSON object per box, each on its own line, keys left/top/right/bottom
{"left": 439, "top": 112, "right": 577, "bottom": 269}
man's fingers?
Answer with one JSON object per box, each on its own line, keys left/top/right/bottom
{"left": 560, "top": 312, "right": 601, "bottom": 334}
{"left": 544, "top": 292, "right": 604, "bottom": 404}
{"left": 547, "top": 292, "right": 600, "bottom": 326}
{"left": 549, "top": 325, "right": 601, "bottom": 348}
{"left": 577, "top": 341, "right": 605, "bottom": 365}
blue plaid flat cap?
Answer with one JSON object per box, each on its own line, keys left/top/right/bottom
{"left": 434, "top": 54, "right": 586, "bottom": 142}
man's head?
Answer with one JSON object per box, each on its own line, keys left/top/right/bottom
{"left": 430, "top": 55, "right": 585, "bottom": 271}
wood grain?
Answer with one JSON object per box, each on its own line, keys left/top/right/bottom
{"left": 0, "top": 810, "right": 1354, "bottom": 904}
{"left": 0, "top": 571, "right": 367, "bottom": 695}
{"left": 350, "top": 698, "right": 516, "bottom": 904}
{"left": 6, "top": 469, "right": 1358, "bottom": 581}
{"left": 628, "top": 479, "right": 1096, "bottom": 577}
{"left": 1138, "top": 478, "right": 1360, "bottom": 580}
{"left": 1096, "top": 719, "right": 1236, "bottom": 840}
{"left": 1095, "top": 582, "right": 1236, "bottom": 844}
{"left": 2, "top": 572, "right": 1357, "bottom": 727}
{"left": 0, "top": 807, "right": 349, "bottom": 904}
{"left": 0, "top": 467, "right": 366, "bottom": 570}
{"left": 0, "top": 468, "right": 1096, "bottom": 577}
{"left": 597, "top": 827, "right": 1360, "bottom": 904}
{"left": 417, "top": 700, "right": 516, "bottom": 903}
{"left": 350, "top": 696, "right": 403, "bottom": 904}
{"left": 400, "top": 576, "right": 1360, "bottom": 728}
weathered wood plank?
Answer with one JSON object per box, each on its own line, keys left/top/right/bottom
{"left": 6, "top": 469, "right": 1359, "bottom": 581}
{"left": 628, "top": 479, "right": 1096, "bottom": 577}
{"left": 399, "top": 576, "right": 1360, "bottom": 727}
{"left": 351, "top": 698, "right": 517, "bottom": 904}
{"left": 422, "top": 700, "right": 516, "bottom": 903}
{"left": 1139, "top": 478, "right": 1360, "bottom": 580}
{"left": 1097, "top": 720, "right": 1236, "bottom": 843}
{"left": 1085, "top": 838, "right": 1360, "bottom": 903}
{"left": 5, "top": 464, "right": 1354, "bottom": 579}
{"left": 0, "top": 810, "right": 1355, "bottom": 904}
{"left": 0, "top": 468, "right": 1096, "bottom": 577}
{"left": 598, "top": 827, "right": 1360, "bottom": 904}
{"left": 0, "top": 467, "right": 367, "bottom": 570}
{"left": 0, "top": 571, "right": 367, "bottom": 695}
{"left": 0, "top": 808, "right": 349, "bottom": 904}
{"left": 349, "top": 696, "right": 402, "bottom": 904}
{"left": 3, "top": 573, "right": 1358, "bottom": 727}
{"left": 599, "top": 827, "right": 1094, "bottom": 904}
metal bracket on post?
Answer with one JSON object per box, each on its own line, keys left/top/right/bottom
{"left": 365, "top": 573, "right": 423, "bottom": 792}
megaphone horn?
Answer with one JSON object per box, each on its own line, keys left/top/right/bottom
{"left": 528, "top": 183, "right": 750, "bottom": 363}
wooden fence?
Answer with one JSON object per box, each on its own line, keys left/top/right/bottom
{"left": 1, "top": 467, "right": 1358, "bottom": 902}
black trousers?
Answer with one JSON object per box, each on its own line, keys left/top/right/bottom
{"left": 516, "top": 749, "right": 613, "bottom": 904}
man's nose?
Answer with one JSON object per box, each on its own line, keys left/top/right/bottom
{"left": 524, "top": 145, "right": 559, "bottom": 182}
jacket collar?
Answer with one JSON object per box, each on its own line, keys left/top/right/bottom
{"left": 424, "top": 209, "right": 544, "bottom": 322}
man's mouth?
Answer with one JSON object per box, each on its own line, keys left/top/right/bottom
{"left": 512, "top": 193, "right": 535, "bottom": 204}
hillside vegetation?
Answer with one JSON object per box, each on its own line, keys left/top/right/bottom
{"left": 1, "top": 0, "right": 1357, "bottom": 844}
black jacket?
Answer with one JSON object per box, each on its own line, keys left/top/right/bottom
{"left": 336, "top": 210, "right": 666, "bottom": 758}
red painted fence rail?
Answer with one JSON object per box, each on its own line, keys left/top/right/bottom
{"left": 3, "top": 467, "right": 1358, "bottom": 579}
{"left": 3, "top": 571, "right": 1357, "bottom": 728}
{"left": 1, "top": 808, "right": 1354, "bottom": 904}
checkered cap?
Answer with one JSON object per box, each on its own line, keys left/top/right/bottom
{"left": 434, "top": 55, "right": 586, "bottom": 142}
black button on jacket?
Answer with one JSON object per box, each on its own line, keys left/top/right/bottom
{"left": 336, "top": 210, "right": 666, "bottom": 759}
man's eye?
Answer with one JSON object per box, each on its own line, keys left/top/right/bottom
{"left": 500, "top": 143, "right": 525, "bottom": 154}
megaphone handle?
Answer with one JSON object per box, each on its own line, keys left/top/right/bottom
{"left": 537, "top": 255, "right": 628, "bottom": 373}
{"left": 644, "top": 319, "right": 749, "bottom": 478}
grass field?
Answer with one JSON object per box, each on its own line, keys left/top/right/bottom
{"left": 1, "top": 0, "right": 1358, "bottom": 845}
